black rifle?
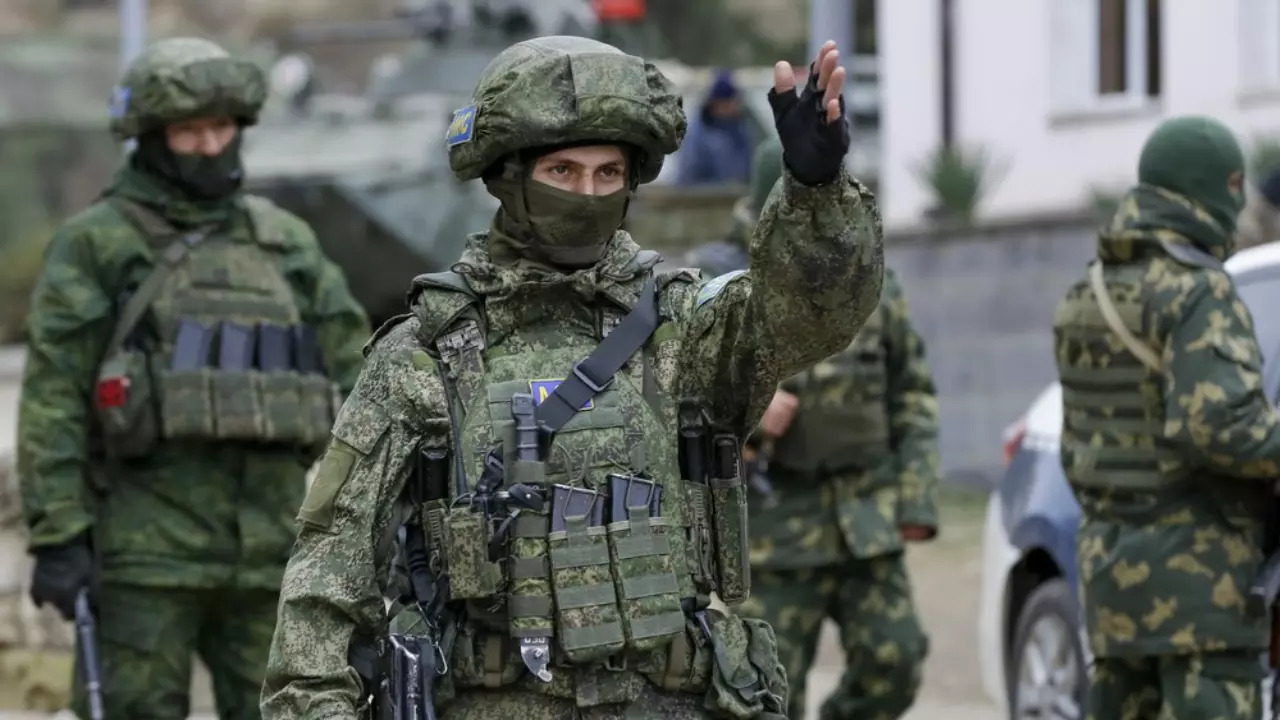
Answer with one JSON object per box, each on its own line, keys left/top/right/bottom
{"left": 75, "top": 588, "right": 105, "bottom": 720}
{"left": 373, "top": 449, "right": 452, "bottom": 720}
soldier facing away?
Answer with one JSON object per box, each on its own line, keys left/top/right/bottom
{"left": 17, "top": 38, "right": 371, "bottom": 719}
{"left": 260, "top": 36, "right": 884, "bottom": 720}
{"left": 1053, "top": 116, "right": 1280, "bottom": 719}
{"left": 704, "top": 138, "right": 939, "bottom": 720}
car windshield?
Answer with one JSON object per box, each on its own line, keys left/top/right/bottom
{"left": 1235, "top": 268, "right": 1280, "bottom": 370}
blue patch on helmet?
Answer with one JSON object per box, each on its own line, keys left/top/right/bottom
{"left": 529, "top": 379, "right": 594, "bottom": 410}
{"left": 109, "top": 86, "right": 131, "bottom": 120}
{"left": 446, "top": 105, "right": 477, "bottom": 147}
{"left": 697, "top": 269, "right": 748, "bottom": 307}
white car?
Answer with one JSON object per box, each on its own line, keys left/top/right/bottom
{"left": 976, "top": 241, "right": 1280, "bottom": 719}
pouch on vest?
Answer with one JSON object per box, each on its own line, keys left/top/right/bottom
{"left": 255, "top": 323, "right": 305, "bottom": 442}
{"left": 504, "top": 458, "right": 556, "bottom": 652}
{"left": 94, "top": 348, "right": 159, "bottom": 459}
{"left": 547, "top": 483, "right": 625, "bottom": 662}
{"left": 604, "top": 474, "right": 685, "bottom": 651}
{"left": 709, "top": 435, "right": 751, "bottom": 605}
{"left": 295, "top": 324, "right": 342, "bottom": 445}
{"left": 210, "top": 321, "right": 266, "bottom": 440}
{"left": 158, "top": 318, "right": 217, "bottom": 439}
{"left": 443, "top": 507, "right": 502, "bottom": 599}
{"left": 702, "top": 608, "right": 789, "bottom": 720}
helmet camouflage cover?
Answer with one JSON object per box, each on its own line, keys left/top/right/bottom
{"left": 446, "top": 35, "right": 687, "bottom": 184}
{"left": 109, "top": 37, "right": 268, "bottom": 141}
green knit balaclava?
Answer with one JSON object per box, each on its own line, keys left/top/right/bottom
{"left": 1137, "top": 116, "right": 1246, "bottom": 238}
{"left": 749, "top": 137, "right": 784, "bottom": 214}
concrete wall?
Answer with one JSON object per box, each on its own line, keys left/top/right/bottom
{"left": 886, "top": 212, "right": 1098, "bottom": 486}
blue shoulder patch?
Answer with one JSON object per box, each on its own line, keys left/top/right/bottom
{"left": 696, "top": 269, "right": 747, "bottom": 307}
{"left": 109, "top": 86, "right": 131, "bottom": 120}
{"left": 446, "top": 105, "right": 477, "bottom": 147}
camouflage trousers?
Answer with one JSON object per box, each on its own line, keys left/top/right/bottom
{"left": 1087, "top": 652, "right": 1264, "bottom": 720}
{"left": 69, "top": 583, "right": 279, "bottom": 720}
{"left": 736, "top": 553, "right": 927, "bottom": 720}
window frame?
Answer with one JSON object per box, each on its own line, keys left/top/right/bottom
{"left": 1049, "top": 0, "right": 1162, "bottom": 119}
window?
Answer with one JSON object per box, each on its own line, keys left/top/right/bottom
{"left": 1239, "top": 0, "right": 1280, "bottom": 91}
{"left": 1051, "top": 0, "right": 1162, "bottom": 114}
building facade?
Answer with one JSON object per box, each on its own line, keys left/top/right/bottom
{"left": 879, "top": 0, "right": 1280, "bottom": 228}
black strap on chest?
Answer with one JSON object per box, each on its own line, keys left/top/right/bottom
{"left": 534, "top": 276, "right": 661, "bottom": 434}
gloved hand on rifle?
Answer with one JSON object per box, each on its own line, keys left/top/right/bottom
{"left": 30, "top": 532, "right": 95, "bottom": 621}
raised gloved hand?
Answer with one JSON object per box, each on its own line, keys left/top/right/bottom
{"left": 767, "top": 40, "right": 851, "bottom": 187}
{"left": 30, "top": 533, "right": 95, "bottom": 621}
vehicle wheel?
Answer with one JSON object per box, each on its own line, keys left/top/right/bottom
{"left": 1009, "top": 578, "right": 1087, "bottom": 720}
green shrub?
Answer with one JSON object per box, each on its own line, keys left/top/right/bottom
{"left": 914, "top": 144, "right": 1005, "bottom": 225}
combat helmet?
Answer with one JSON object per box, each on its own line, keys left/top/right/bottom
{"left": 109, "top": 37, "right": 268, "bottom": 141}
{"left": 446, "top": 35, "right": 687, "bottom": 185}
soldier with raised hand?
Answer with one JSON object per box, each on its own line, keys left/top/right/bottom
{"left": 18, "top": 38, "right": 370, "bottom": 719}
{"left": 1054, "top": 115, "right": 1280, "bottom": 719}
{"left": 260, "top": 36, "right": 883, "bottom": 720}
{"left": 728, "top": 139, "right": 939, "bottom": 720}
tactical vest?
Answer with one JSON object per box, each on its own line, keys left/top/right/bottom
{"left": 93, "top": 196, "right": 341, "bottom": 459}
{"left": 408, "top": 259, "right": 752, "bottom": 681}
{"left": 1055, "top": 253, "right": 1205, "bottom": 492}
{"left": 771, "top": 305, "right": 891, "bottom": 474}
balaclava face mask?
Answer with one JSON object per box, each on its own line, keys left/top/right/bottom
{"left": 135, "top": 128, "right": 246, "bottom": 202}
{"left": 483, "top": 147, "right": 635, "bottom": 269}
{"left": 1137, "top": 116, "right": 1247, "bottom": 242}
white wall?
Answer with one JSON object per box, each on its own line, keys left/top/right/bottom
{"left": 880, "top": 0, "right": 1280, "bottom": 229}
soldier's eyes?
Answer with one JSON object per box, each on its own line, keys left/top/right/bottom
{"left": 549, "top": 165, "right": 570, "bottom": 175}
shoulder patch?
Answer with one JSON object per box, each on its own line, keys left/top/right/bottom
{"left": 446, "top": 105, "right": 477, "bottom": 147}
{"left": 696, "top": 269, "right": 747, "bottom": 307}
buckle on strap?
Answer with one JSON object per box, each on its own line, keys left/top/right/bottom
{"left": 572, "top": 362, "right": 612, "bottom": 394}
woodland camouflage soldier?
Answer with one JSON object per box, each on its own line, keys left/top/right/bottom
{"left": 261, "top": 36, "right": 884, "bottom": 720}
{"left": 730, "top": 139, "right": 939, "bottom": 720}
{"left": 18, "top": 37, "right": 369, "bottom": 719}
{"left": 1054, "top": 116, "right": 1280, "bottom": 720}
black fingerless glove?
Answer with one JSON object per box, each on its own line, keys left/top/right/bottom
{"left": 768, "top": 64, "right": 851, "bottom": 187}
{"left": 30, "top": 533, "right": 95, "bottom": 621}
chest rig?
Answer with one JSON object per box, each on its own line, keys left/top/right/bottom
{"left": 92, "top": 196, "right": 340, "bottom": 460}
{"left": 1057, "top": 242, "right": 1224, "bottom": 493}
{"left": 406, "top": 259, "right": 752, "bottom": 690}
{"left": 772, "top": 300, "right": 891, "bottom": 474}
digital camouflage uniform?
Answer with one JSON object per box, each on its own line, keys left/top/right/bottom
{"left": 18, "top": 38, "right": 370, "bottom": 720}
{"left": 1053, "top": 116, "right": 1279, "bottom": 720}
{"left": 260, "top": 36, "right": 885, "bottom": 720}
{"left": 704, "top": 140, "right": 939, "bottom": 720}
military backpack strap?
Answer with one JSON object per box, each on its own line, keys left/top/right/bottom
{"left": 411, "top": 270, "right": 487, "bottom": 413}
{"left": 1088, "top": 261, "right": 1162, "bottom": 373}
{"left": 102, "top": 198, "right": 211, "bottom": 355}
{"left": 241, "top": 194, "right": 293, "bottom": 249}
{"left": 535, "top": 276, "right": 661, "bottom": 433}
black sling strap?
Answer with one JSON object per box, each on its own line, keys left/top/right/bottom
{"left": 534, "top": 276, "right": 660, "bottom": 433}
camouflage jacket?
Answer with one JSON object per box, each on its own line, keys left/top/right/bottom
{"left": 18, "top": 163, "right": 370, "bottom": 589}
{"left": 1054, "top": 184, "right": 1280, "bottom": 657}
{"left": 749, "top": 267, "right": 940, "bottom": 569}
{"left": 260, "top": 167, "right": 884, "bottom": 719}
